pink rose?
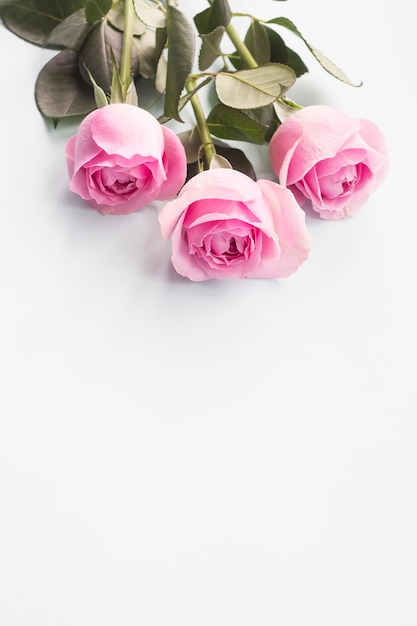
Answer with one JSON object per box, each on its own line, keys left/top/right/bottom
{"left": 158, "top": 168, "right": 312, "bottom": 281}
{"left": 65, "top": 103, "right": 186, "bottom": 215}
{"left": 269, "top": 105, "right": 389, "bottom": 220}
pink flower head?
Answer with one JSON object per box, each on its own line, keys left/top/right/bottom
{"left": 269, "top": 105, "right": 389, "bottom": 220}
{"left": 158, "top": 168, "right": 312, "bottom": 281}
{"left": 65, "top": 103, "right": 186, "bottom": 215}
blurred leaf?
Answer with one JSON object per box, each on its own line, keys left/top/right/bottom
{"left": 164, "top": 5, "right": 195, "bottom": 122}
{"left": 79, "top": 20, "right": 140, "bottom": 92}
{"left": 267, "top": 17, "right": 360, "bottom": 85}
{"left": 285, "top": 47, "right": 308, "bottom": 77}
{"left": 187, "top": 144, "right": 256, "bottom": 181}
{"left": 264, "top": 26, "right": 287, "bottom": 64}
{"left": 207, "top": 103, "right": 268, "bottom": 144}
{"left": 133, "top": 0, "right": 165, "bottom": 28}
{"left": 0, "top": 0, "right": 85, "bottom": 46}
{"left": 45, "top": 9, "right": 92, "bottom": 51}
{"left": 199, "top": 25, "right": 225, "bottom": 71}
{"left": 194, "top": 0, "right": 231, "bottom": 35}
{"left": 108, "top": 3, "right": 146, "bottom": 35}
{"left": 132, "top": 29, "right": 156, "bottom": 79}
{"left": 177, "top": 127, "right": 203, "bottom": 163}
{"left": 154, "top": 26, "right": 167, "bottom": 69}
{"left": 244, "top": 20, "right": 270, "bottom": 66}
{"left": 216, "top": 146, "right": 256, "bottom": 179}
{"left": 155, "top": 53, "right": 167, "bottom": 93}
{"left": 264, "top": 26, "right": 308, "bottom": 77}
{"left": 249, "top": 105, "right": 278, "bottom": 142}
{"left": 85, "top": 0, "right": 112, "bottom": 24}
{"left": 216, "top": 64, "right": 296, "bottom": 110}
{"left": 35, "top": 48, "right": 96, "bottom": 118}
{"left": 152, "top": 26, "right": 167, "bottom": 89}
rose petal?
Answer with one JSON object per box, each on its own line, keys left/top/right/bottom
{"left": 156, "top": 125, "right": 187, "bottom": 200}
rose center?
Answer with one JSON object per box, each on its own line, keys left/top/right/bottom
{"left": 101, "top": 169, "right": 137, "bottom": 195}
{"left": 319, "top": 164, "right": 360, "bottom": 199}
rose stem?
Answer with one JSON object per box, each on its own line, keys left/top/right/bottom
{"left": 120, "top": 0, "right": 135, "bottom": 99}
{"left": 208, "top": 0, "right": 301, "bottom": 114}
{"left": 206, "top": 0, "right": 257, "bottom": 68}
{"left": 185, "top": 77, "right": 217, "bottom": 168}
{"left": 224, "top": 23, "right": 258, "bottom": 69}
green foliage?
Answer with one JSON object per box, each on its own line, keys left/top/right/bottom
{"left": 267, "top": 16, "right": 360, "bottom": 85}
{"left": 198, "top": 25, "right": 225, "bottom": 71}
{"left": 216, "top": 64, "right": 296, "bottom": 110}
{"left": 133, "top": 0, "right": 165, "bottom": 28}
{"left": 85, "top": 0, "right": 112, "bottom": 25}
{"left": 194, "top": 0, "right": 231, "bottom": 36}
{"left": 83, "top": 64, "right": 108, "bottom": 108}
{"left": 45, "top": 9, "right": 93, "bottom": 51}
{"left": 244, "top": 20, "right": 270, "bottom": 66}
{"left": 35, "top": 48, "right": 96, "bottom": 118}
{"left": 0, "top": 0, "right": 85, "bottom": 46}
{"left": 207, "top": 104, "right": 268, "bottom": 144}
{"left": 186, "top": 143, "right": 256, "bottom": 182}
{"left": 79, "top": 22, "right": 126, "bottom": 93}
{"left": 164, "top": 5, "right": 195, "bottom": 122}
{"left": 108, "top": 3, "right": 146, "bottom": 35}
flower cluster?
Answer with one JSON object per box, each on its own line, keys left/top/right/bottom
{"left": 0, "top": 0, "right": 388, "bottom": 282}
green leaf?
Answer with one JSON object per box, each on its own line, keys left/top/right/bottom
{"left": 267, "top": 17, "right": 360, "bottom": 86}
{"left": 158, "top": 76, "right": 212, "bottom": 124}
{"left": 79, "top": 20, "right": 140, "bottom": 93}
{"left": 0, "top": 0, "right": 85, "bottom": 46}
{"left": 133, "top": 0, "right": 166, "bottom": 29}
{"left": 264, "top": 26, "right": 287, "bottom": 64}
{"left": 83, "top": 63, "right": 108, "bottom": 107}
{"left": 85, "top": 0, "right": 112, "bottom": 25}
{"left": 244, "top": 20, "right": 270, "bottom": 66}
{"left": 199, "top": 25, "right": 225, "bottom": 71}
{"left": 215, "top": 63, "right": 296, "bottom": 110}
{"left": 194, "top": 0, "right": 231, "bottom": 35}
{"left": 216, "top": 146, "right": 256, "bottom": 179}
{"left": 285, "top": 47, "right": 308, "bottom": 78}
{"left": 177, "top": 127, "right": 203, "bottom": 164}
{"left": 207, "top": 103, "right": 268, "bottom": 144}
{"left": 107, "top": 3, "right": 146, "bottom": 35}
{"left": 164, "top": 5, "right": 195, "bottom": 122}
{"left": 187, "top": 144, "right": 256, "bottom": 181}
{"left": 35, "top": 48, "right": 96, "bottom": 118}
{"left": 132, "top": 29, "right": 157, "bottom": 79}
{"left": 45, "top": 9, "right": 92, "bottom": 51}
{"left": 109, "top": 48, "right": 124, "bottom": 103}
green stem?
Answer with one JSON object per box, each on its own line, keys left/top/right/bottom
{"left": 186, "top": 78, "right": 217, "bottom": 167}
{"left": 120, "top": 0, "right": 135, "bottom": 97}
{"left": 224, "top": 21, "right": 258, "bottom": 69}
{"left": 207, "top": 0, "right": 257, "bottom": 68}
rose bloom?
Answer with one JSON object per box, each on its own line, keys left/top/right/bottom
{"left": 269, "top": 105, "right": 389, "bottom": 220}
{"left": 65, "top": 103, "right": 186, "bottom": 215}
{"left": 158, "top": 168, "right": 312, "bottom": 281}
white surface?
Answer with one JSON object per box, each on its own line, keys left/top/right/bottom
{"left": 1, "top": 1, "right": 416, "bottom": 625}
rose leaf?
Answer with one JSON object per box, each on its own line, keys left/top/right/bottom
{"left": 215, "top": 63, "right": 296, "bottom": 110}
{"left": 164, "top": 5, "right": 195, "bottom": 122}
{"left": 35, "top": 48, "right": 96, "bottom": 119}
{"left": 0, "top": 0, "right": 85, "bottom": 46}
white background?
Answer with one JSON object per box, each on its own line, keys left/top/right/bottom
{"left": 1, "top": 1, "right": 416, "bottom": 624}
